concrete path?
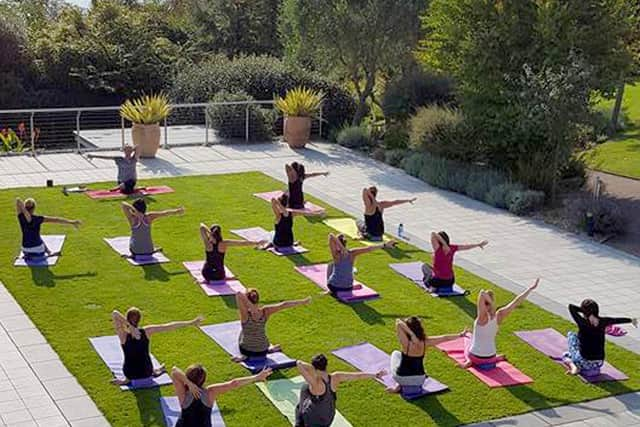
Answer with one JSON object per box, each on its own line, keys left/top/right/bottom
{"left": 1, "top": 142, "right": 639, "bottom": 426}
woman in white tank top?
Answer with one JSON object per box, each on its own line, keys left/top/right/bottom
{"left": 463, "top": 279, "right": 539, "bottom": 368}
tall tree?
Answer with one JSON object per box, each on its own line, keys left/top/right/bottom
{"left": 280, "top": 0, "right": 425, "bottom": 125}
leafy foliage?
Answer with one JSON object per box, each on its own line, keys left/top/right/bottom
{"left": 567, "top": 194, "right": 628, "bottom": 235}
{"left": 206, "top": 91, "right": 274, "bottom": 141}
{"left": 408, "top": 106, "right": 473, "bottom": 161}
{"left": 120, "top": 94, "right": 171, "bottom": 124}
{"left": 336, "top": 125, "right": 371, "bottom": 149}
{"left": 275, "top": 87, "right": 323, "bottom": 117}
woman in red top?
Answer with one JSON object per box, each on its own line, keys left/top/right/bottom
{"left": 422, "top": 231, "right": 488, "bottom": 292}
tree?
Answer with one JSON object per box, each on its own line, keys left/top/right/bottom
{"left": 0, "top": 3, "right": 30, "bottom": 107}
{"left": 280, "top": 0, "right": 425, "bottom": 125}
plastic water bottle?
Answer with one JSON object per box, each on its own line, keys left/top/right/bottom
{"left": 398, "top": 223, "right": 404, "bottom": 239}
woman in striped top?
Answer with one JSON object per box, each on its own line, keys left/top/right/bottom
{"left": 233, "top": 289, "right": 311, "bottom": 362}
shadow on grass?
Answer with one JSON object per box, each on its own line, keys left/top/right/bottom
{"left": 408, "top": 394, "right": 462, "bottom": 427}
{"left": 141, "top": 265, "right": 186, "bottom": 282}
{"left": 132, "top": 387, "right": 163, "bottom": 426}
{"left": 348, "top": 302, "right": 432, "bottom": 326}
{"left": 446, "top": 295, "right": 477, "bottom": 320}
{"left": 29, "top": 267, "right": 96, "bottom": 287}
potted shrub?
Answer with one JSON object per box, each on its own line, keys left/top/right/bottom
{"left": 275, "top": 86, "right": 323, "bottom": 148}
{"left": 120, "top": 94, "right": 171, "bottom": 158}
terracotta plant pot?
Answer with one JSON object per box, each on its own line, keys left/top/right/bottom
{"left": 131, "top": 123, "right": 161, "bottom": 158}
{"left": 283, "top": 116, "right": 311, "bottom": 148}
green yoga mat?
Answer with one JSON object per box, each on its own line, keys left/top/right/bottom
{"left": 322, "top": 218, "right": 390, "bottom": 246}
{"left": 256, "top": 376, "right": 352, "bottom": 427}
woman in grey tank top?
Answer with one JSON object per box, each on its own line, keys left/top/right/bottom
{"left": 326, "top": 233, "right": 397, "bottom": 293}
{"left": 233, "top": 288, "right": 312, "bottom": 363}
{"left": 121, "top": 199, "right": 185, "bottom": 257}
{"left": 295, "top": 354, "right": 386, "bottom": 427}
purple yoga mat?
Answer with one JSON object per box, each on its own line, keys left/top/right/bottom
{"left": 294, "top": 264, "right": 379, "bottom": 303}
{"left": 182, "top": 261, "right": 245, "bottom": 296}
{"left": 230, "top": 227, "right": 308, "bottom": 256}
{"left": 515, "top": 328, "right": 628, "bottom": 383}
{"left": 14, "top": 235, "right": 65, "bottom": 267}
{"left": 389, "top": 262, "right": 467, "bottom": 297}
{"left": 160, "top": 397, "right": 225, "bottom": 427}
{"left": 200, "top": 321, "right": 296, "bottom": 373}
{"left": 89, "top": 335, "right": 171, "bottom": 390}
{"left": 332, "top": 342, "right": 448, "bottom": 400}
{"left": 104, "top": 237, "right": 170, "bottom": 265}
{"left": 254, "top": 191, "right": 325, "bottom": 213}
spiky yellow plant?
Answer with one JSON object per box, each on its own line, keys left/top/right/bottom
{"left": 274, "top": 87, "right": 324, "bottom": 117}
{"left": 120, "top": 94, "right": 172, "bottom": 124}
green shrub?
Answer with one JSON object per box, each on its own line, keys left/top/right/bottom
{"left": 485, "top": 183, "right": 524, "bottom": 209}
{"left": 506, "top": 190, "right": 545, "bottom": 215}
{"left": 408, "top": 106, "right": 472, "bottom": 161}
{"left": 336, "top": 125, "right": 370, "bottom": 149}
{"left": 171, "top": 55, "right": 355, "bottom": 135}
{"left": 371, "top": 147, "right": 386, "bottom": 162}
{"left": 567, "top": 195, "right": 628, "bottom": 235}
{"left": 382, "top": 68, "right": 454, "bottom": 121}
{"left": 402, "top": 152, "right": 425, "bottom": 177}
{"left": 206, "top": 90, "right": 274, "bottom": 141}
{"left": 384, "top": 149, "right": 406, "bottom": 167}
{"left": 383, "top": 124, "right": 409, "bottom": 149}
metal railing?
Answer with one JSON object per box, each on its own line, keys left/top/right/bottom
{"left": 0, "top": 101, "right": 323, "bottom": 155}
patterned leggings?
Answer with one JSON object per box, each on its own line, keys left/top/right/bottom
{"left": 563, "top": 331, "right": 604, "bottom": 372}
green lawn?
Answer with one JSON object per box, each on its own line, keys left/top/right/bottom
{"left": 587, "top": 82, "right": 640, "bottom": 179}
{"left": 1, "top": 172, "right": 639, "bottom": 427}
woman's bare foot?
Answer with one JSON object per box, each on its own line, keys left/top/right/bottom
{"left": 268, "top": 344, "right": 282, "bottom": 353}
{"left": 232, "top": 355, "right": 247, "bottom": 363}
{"left": 385, "top": 385, "right": 401, "bottom": 394}
{"left": 111, "top": 378, "right": 130, "bottom": 386}
{"left": 153, "top": 365, "right": 166, "bottom": 377}
{"left": 495, "top": 354, "right": 507, "bottom": 362}
{"left": 459, "top": 360, "right": 472, "bottom": 369}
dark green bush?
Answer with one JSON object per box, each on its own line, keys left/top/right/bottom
{"left": 506, "top": 190, "right": 545, "bottom": 215}
{"left": 383, "top": 124, "right": 409, "bottom": 149}
{"left": 485, "top": 183, "right": 524, "bottom": 209}
{"left": 336, "top": 125, "right": 370, "bottom": 149}
{"left": 408, "top": 106, "right": 473, "bottom": 161}
{"left": 567, "top": 195, "right": 628, "bottom": 235}
{"left": 206, "top": 91, "right": 274, "bottom": 141}
{"left": 384, "top": 149, "right": 406, "bottom": 167}
{"left": 171, "top": 55, "right": 355, "bottom": 135}
{"left": 382, "top": 69, "right": 454, "bottom": 121}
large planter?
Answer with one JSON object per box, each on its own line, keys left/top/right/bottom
{"left": 283, "top": 116, "right": 311, "bottom": 148}
{"left": 131, "top": 123, "right": 161, "bottom": 158}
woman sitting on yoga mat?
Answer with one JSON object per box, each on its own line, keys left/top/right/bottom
{"left": 422, "top": 231, "right": 488, "bottom": 292}
{"left": 171, "top": 364, "right": 272, "bottom": 427}
{"left": 234, "top": 289, "right": 311, "bottom": 362}
{"left": 111, "top": 308, "right": 203, "bottom": 386}
{"left": 461, "top": 279, "right": 539, "bottom": 368}
{"left": 564, "top": 299, "right": 637, "bottom": 376}
{"left": 16, "top": 198, "right": 81, "bottom": 259}
{"left": 357, "top": 186, "right": 416, "bottom": 241}
{"left": 199, "top": 223, "right": 265, "bottom": 282}
{"left": 121, "top": 199, "right": 184, "bottom": 257}
{"left": 285, "top": 162, "right": 329, "bottom": 209}
{"left": 327, "top": 233, "right": 396, "bottom": 294}
{"left": 87, "top": 144, "right": 141, "bottom": 194}
{"left": 295, "top": 354, "right": 385, "bottom": 427}
{"left": 262, "top": 193, "right": 323, "bottom": 250}
{"left": 388, "top": 317, "right": 467, "bottom": 394}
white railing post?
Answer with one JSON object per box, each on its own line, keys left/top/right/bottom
{"left": 204, "top": 107, "right": 209, "bottom": 146}
{"left": 76, "top": 111, "right": 82, "bottom": 152}
{"left": 29, "top": 112, "right": 35, "bottom": 155}
{"left": 163, "top": 117, "right": 168, "bottom": 149}
{"left": 121, "top": 117, "right": 125, "bottom": 150}
{"left": 245, "top": 105, "right": 250, "bottom": 142}
{"left": 318, "top": 105, "right": 323, "bottom": 139}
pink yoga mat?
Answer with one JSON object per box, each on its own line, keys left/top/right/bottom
{"left": 182, "top": 261, "right": 245, "bottom": 296}
{"left": 230, "top": 227, "right": 308, "bottom": 256}
{"left": 253, "top": 191, "right": 325, "bottom": 213}
{"left": 295, "top": 264, "right": 379, "bottom": 303}
{"left": 514, "top": 328, "right": 628, "bottom": 383}
{"left": 86, "top": 186, "right": 174, "bottom": 200}
{"left": 436, "top": 335, "right": 532, "bottom": 388}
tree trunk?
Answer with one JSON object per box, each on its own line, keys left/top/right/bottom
{"left": 608, "top": 82, "right": 625, "bottom": 136}
{"left": 351, "top": 73, "right": 376, "bottom": 126}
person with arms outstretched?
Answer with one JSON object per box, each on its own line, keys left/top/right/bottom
{"left": 285, "top": 162, "right": 329, "bottom": 209}
{"left": 261, "top": 193, "right": 324, "bottom": 250}
{"left": 87, "top": 144, "right": 141, "bottom": 194}
{"left": 357, "top": 186, "right": 415, "bottom": 241}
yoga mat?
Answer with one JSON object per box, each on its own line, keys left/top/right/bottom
{"left": 254, "top": 191, "right": 325, "bottom": 213}
{"left": 230, "top": 227, "right": 308, "bottom": 256}
{"left": 86, "top": 185, "right": 174, "bottom": 200}
{"left": 294, "top": 264, "right": 379, "bottom": 303}
{"left": 104, "top": 237, "right": 170, "bottom": 265}
{"left": 332, "top": 342, "right": 448, "bottom": 400}
{"left": 322, "top": 218, "right": 391, "bottom": 246}
{"left": 389, "top": 262, "right": 467, "bottom": 297}
{"left": 14, "top": 235, "right": 65, "bottom": 267}
{"left": 436, "top": 335, "right": 532, "bottom": 388}
{"left": 182, "top": 261, "right": 245, "bottom": 296}
{"left": 605, "top": 325, "right": 627, "bottom": 337}
{"left": 200, "top": 321, "right": 296, "bottom": 373}
{"left": 255, "top": 376, "right": 352, "bottom": 427}
{"left": 160, "top": 397, "right": 225, "bottom": 427}
{"left": 515, "top": 328, "right": 628, "bottom": 382}
{"left": 89, "top": 335, "right": 171, "bottom": 390}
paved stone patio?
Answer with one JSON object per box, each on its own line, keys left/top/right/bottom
{"left": 0, "top": 141, "right": 639, "bottom": 426}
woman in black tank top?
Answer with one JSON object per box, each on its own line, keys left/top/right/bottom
{"left": 199, "top": 224, "right": 264, "bottom": 282}
{"left": 358, "top": 186, "right": 416, "bottom": 240}
{"left": 171, "top": 364, "right": 273, "bottom": 427}
{"left": 111, "top": 308, "right": 204, "bottom": 386}
{"left": 388, "top": 317, "right": 466, "bottom": 393}
{"left": 262, "top": 193, "right": 324, "bottom": 250}
{"left": 285, "top": 162, "right": 329, "bottom": 210}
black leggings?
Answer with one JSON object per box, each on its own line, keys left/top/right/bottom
{"left": 239, "top": 345, "right": 268, "bottom": 358}
{"left": 202, "top": 267, "right": 225, "bottom": 282}
{"left": 426, "top": 276, "right": 455, "bottom": 289}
